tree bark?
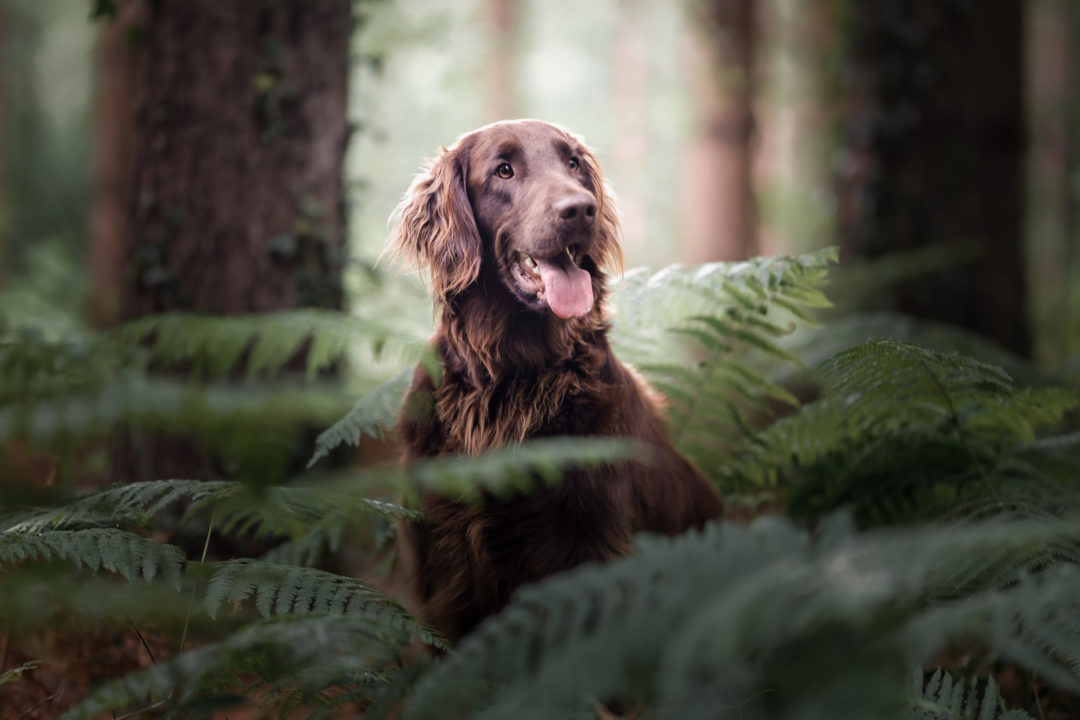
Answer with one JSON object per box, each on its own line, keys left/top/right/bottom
{"left": 834, "top": 1, "right": 1029, "bottom": 355}
{"left": 124, "top": 0, "right": 351, "bottom": 318}
{"left": 681, "top": 0, "right": 758, "bottom": 263}
{"left": 0, "top": 0, "right": 7, "bottom": 287}
{"left": 89, "top": 0, "right": 139, "bottom": 328}
{"left": 103, "top": 2, "right": 351, "bottom": 483}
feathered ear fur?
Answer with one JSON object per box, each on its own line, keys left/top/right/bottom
{"left": 389, "top": 140, "right": 482, "bottom": 303}
{"left": 577, "top": 144, "right": 624, "bottom": 277}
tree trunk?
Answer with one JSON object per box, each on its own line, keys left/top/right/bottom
{"left": 485, "top": 0, "right": 517, "bottom": 121}
{"left": 610, "top": 0, "right": 649, "bottom": 259}
{"left": 89, "top": 0, "right": 139, "bottom": 328}
{"left": 105, "top": 2, "right": 351, "bottom": 483}
{"left": 124, "top": 0, "right": 351, "bottom": 318}
{"left": 681, "top": 0, "right": 758, "bottom": 263}
{"left": 834, "top": 1, "right": 1029, "bottom": 355}
{"left": 0, "top": 0, "right": 7, "bottom": 286}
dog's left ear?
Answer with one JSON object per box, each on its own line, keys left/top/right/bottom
{"left": 389, "top": 140, "right": 482, "bottom": 302}
{"left": 578, "top": 146, "right": 624, "bottom": 276}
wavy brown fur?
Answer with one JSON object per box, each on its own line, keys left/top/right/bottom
{"left": 391, "top": 120, "right": 723, "bottom": 643}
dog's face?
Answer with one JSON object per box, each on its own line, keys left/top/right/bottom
{"left": 391, "top": 120, "right": 622, "bottom": 319}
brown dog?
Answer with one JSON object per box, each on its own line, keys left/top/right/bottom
{"left": 390, "top": 120, "right": 722, "bottom": 643}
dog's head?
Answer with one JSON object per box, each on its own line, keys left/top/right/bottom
{"left": 390, "top": 120, "right": 623, "bottom": 319}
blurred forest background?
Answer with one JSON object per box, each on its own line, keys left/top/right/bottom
{"left": 1, "top": 0, "right": 1078, "bottom": 369}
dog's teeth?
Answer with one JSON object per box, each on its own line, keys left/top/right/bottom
{"left": 520, "top": 253, "right": 537, "bottom": 269}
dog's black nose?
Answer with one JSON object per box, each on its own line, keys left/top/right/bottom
{"left": 554, "top": 194, "right": 597, "bottom": 224}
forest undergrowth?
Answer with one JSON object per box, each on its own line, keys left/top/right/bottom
{"left": 2, "top": 249, "right": 1079, "bottom": 719}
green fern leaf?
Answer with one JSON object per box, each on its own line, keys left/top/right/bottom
{"left": 202, "top": 559, "right": 444, "bottom": 649}
{"left": 60, "top": 614, "right": 414, "bottom": 720}
{"left": 308, "top": 369, "right": 411, "bottom": 467}
{"left": 0, "top": 529, "right": 184, "bottom": 587}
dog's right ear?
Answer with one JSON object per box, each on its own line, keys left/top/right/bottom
{"left": 388, "top": 141, "right": 482, "bottom": 303}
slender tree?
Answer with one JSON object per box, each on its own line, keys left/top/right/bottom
{"left": 833, "top": 1, "right": 1029, "bottom": 355}
{"left": 89, "top": 0, "right": 139, "bottom": 327}
{"left": 681, "top": 0, "right": 758, "bottom": 263}
{"left": 485, "top": 0, "right": 518, "bottom": 121}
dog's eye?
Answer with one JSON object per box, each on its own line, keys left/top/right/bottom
{"left": 495, "top": 162, "right": 514, "bottom": 179}
{"left": 568, "top": 157, "right": 579, "bottom": 170}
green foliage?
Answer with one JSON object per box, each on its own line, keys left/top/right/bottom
{"left": 59, "top": 614, "right": 421, "bottom": 720}
{"left": 2, "top": 251, "right": 1079, "bottom": 718}
{"left": 117, "top": 309, "right": 423, "bottom": 381}
{"left": 908, "top": 668, "right": 1033, "bottom": 720}
{"left": 725, "top": 338, "right": 1080, "bottom": 524}
{"left": 610, "top": 247, "right": 835, "bottom": 480}
{"left": 0, "top": 528, "right": 184, "bottom": 585}
{"left": 404, "top": 515, "right": 1080, "bottom": 720}
{"left": 308, "top": 369, "right": 412, "bottom": 467}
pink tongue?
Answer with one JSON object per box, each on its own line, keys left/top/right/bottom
{"left": 536, "top": 258, "right": 594, "bottom": 319}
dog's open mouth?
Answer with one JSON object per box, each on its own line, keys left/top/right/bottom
{"left": 511, "top": 247, "right": 593, "bottom": 319}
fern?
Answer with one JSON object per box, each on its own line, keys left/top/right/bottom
{"left": 0, "top": 528, "right": 184, "bottom": 585}
{"left": 202, "top": 559, "right": 444, "bottom": 648}
{"left": 725, "top": 339, "right": 1080, "bottom": 524}
{"left": 116, "top": 309, "right": 427, "bottom": 380}
{"left": 60, "top": 614, "right": 417, "bottom": 720}
{"left": 6, "top": 250, "right": 1080, "bottom": 718}
{"left": 907, "top": 668, "right": 1033, "bottom": 720}
{"left": 3, "top": 479, "right": 235, "bottom": 532}
{"left": 403, "top": 515, "right": 1080, "bottom": 720}
{"left": 308, "top": 368, "right": 412, "bottom": 467}
{"left": 609, "top": 248, "right": 836, "bottom": 479}
{"left": 0, "top": 378, "right": 350, "bottom": 480}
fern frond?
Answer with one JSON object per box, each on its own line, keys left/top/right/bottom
{"left": 116, "top": 309, "right": 426, "bottom": 380}
{"left": 308, "top": 368, "right": 411, "bottom": 467}
{"left": 609, "top": 249, "right": 836, "bottom": 480}
{"left": 0, "top": 528, "right": 184, "bottom": 585}
{"left": 4, "top": 479, "right": 236, "bottom": 532}
{"left": 202, "top": 559, "right": 444, "bottom": 648}
{"left": 403, "top": 515, "right": 1080, "bottom": 720}
{"left": 384, "top": 436, "right": 641, "bottom": 506}
{"left": 725, "top": 339, "right": 1080, "bottom": 523}
{"left": 906, "top": 668, "right": 1034, "bottom": 719}
{"left": 0, "top": 379, "right": 350, "bottom": 477}
{"left": 61, "top": 613, "right": 426, "bottom": 720}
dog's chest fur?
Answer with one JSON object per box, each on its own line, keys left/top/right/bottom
{"left": 434, "top": 339, "right": 614, "bottom": 455}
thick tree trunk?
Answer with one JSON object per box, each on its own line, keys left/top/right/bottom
{"left": 834, "top": 1, "right": 1028, "bottom": 355}
{"left": 105, "top": 2, "right": 351, "bottom": 483}
{"left": 681, "top": 0, "right": 758, "bottom": 263}
{"left": 124, "top": 0, "right": 350, "bottom": 318}
{"left": 0, "top": 1, "right": 6, "bottom": 287}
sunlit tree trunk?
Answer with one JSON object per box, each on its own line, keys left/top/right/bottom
{"left": 486, "top": 0, "right": 518, "bottom": 121}
{"left": 834, "top": 1, "right": 1029, "bottom": 355}
{"left": 123, "top": 0, "right": 350, "bottom": 319}
{"left": 610, "top": 0, "right": 649, "bottom": 258}
{"left": 681, "top": 0, "right": 758, "bottom": 263}
{"left": 753, "top": 0, "right": 834, "bottom": 256}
